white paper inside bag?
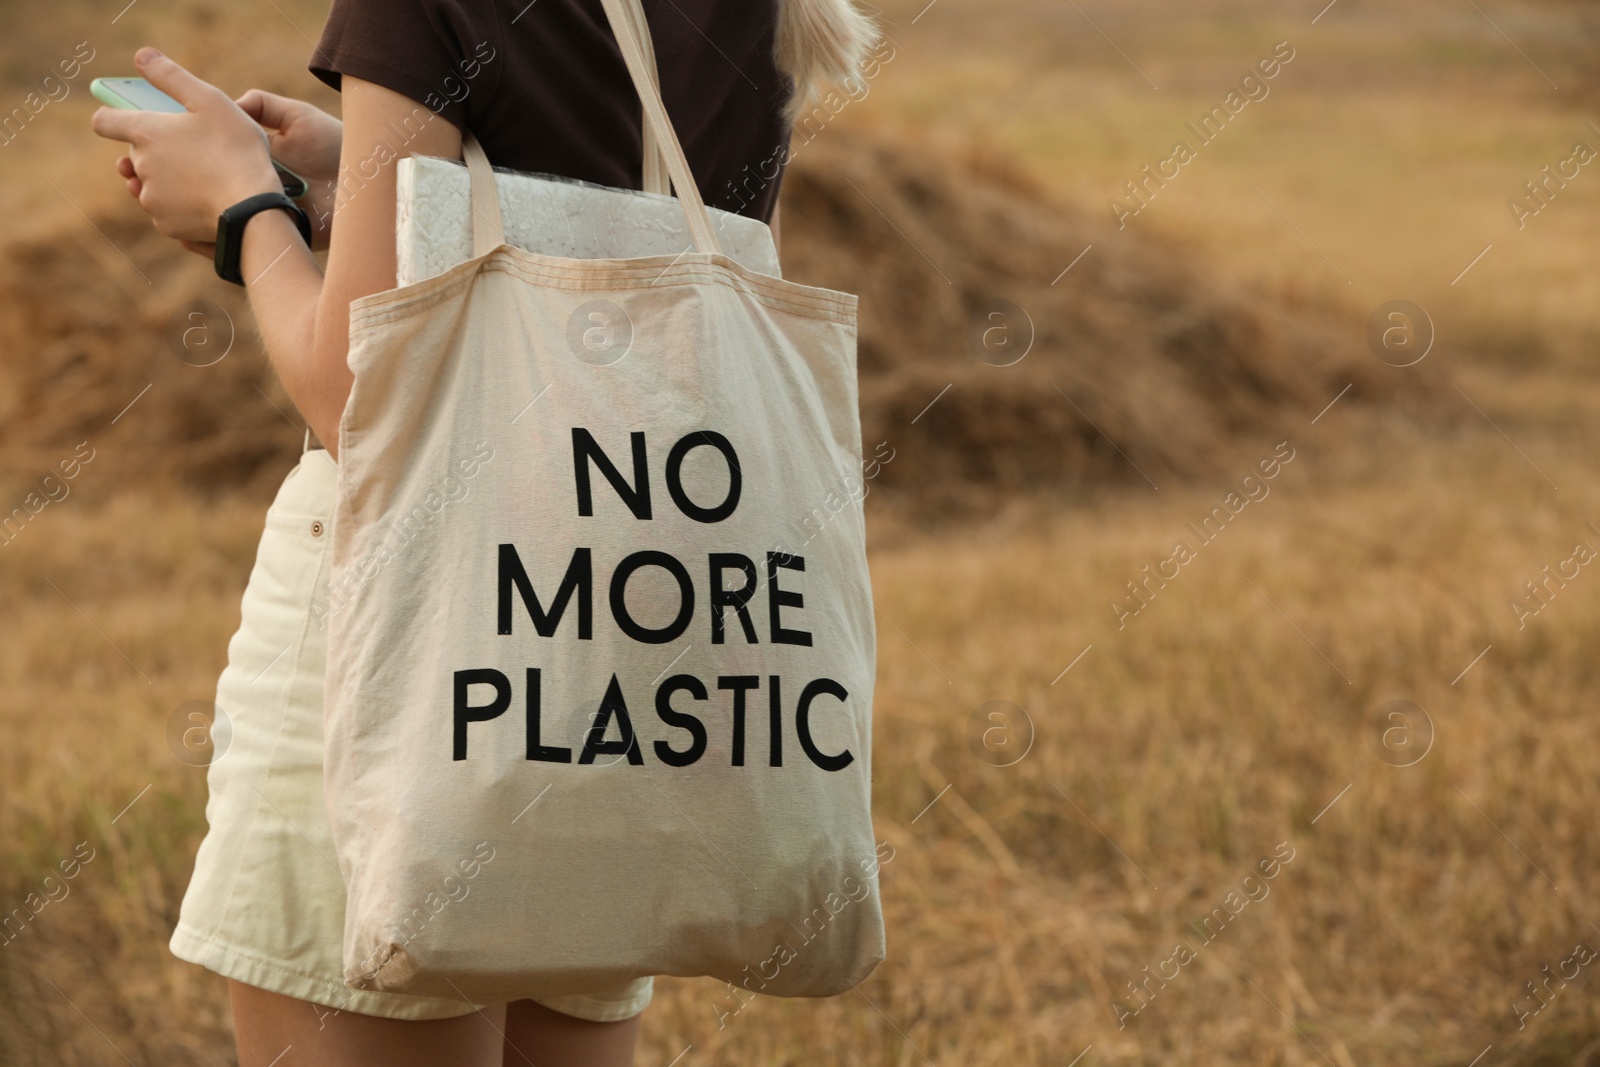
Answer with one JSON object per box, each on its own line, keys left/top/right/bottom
{"left": 396, "top": 155, "right": 782, "bottom": 287}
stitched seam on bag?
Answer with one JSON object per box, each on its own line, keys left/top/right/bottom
{"left": 479, "top": 255, "right": 858, "bottom": 314}
{"left": 353, "top": 266, "right": 856, "bottom": 329}
{"left": 349, "top": 252, "right": 856, "bottom": 332}
{"left": 352, "top": 267, "right": 855, "bottom": 327}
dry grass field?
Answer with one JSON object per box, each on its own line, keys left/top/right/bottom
{"left": 4, "top": 0, "right": 1600, "bottom": 1064}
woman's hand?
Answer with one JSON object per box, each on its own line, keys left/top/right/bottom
{"left": 233, "top": 89, "right": 343, "bottom": 252}
{"left": 110, "top": 86, "right": 344, "bottom": 257}
{"left": 90, "top": 48, "right": 287, "bottom": 255}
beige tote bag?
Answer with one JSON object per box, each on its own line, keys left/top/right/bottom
{"left": 323, "top": 0, "right": 884, "bottom": 1005}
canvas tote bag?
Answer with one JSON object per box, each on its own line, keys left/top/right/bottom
{"left": 323, "top": 0, "right": 885, "bottom": 1005}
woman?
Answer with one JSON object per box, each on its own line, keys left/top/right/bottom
{"left": 89, "top": 1, "right": 876, "bottom": 1063}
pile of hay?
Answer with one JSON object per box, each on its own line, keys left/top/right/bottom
{"left": 780, "top": 130, "right": 1447, "bottom": 513}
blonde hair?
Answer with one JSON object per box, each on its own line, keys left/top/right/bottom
{"left": 774, "top": 0, "right": 882, "bottom": 126}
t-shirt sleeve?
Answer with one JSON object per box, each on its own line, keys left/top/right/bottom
{"left": 308, "top": 0, "right": 503, "bottom": 133}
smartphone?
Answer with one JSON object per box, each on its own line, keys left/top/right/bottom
{"left": 91, "top": 76, "right": 309, "bottom": 199}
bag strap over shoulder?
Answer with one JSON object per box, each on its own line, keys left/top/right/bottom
{"left": 625, "top": 0, "right": 672, "bottom": 197}
{"left": 599, "top": 0, "right": 722, "bottom": 251}
{"left": 461, "top": 0, "right": 723, "bottom": 258}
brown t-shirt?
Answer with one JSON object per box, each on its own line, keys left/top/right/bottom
{"left": 308, "top": 0, "right": 793, "bottom": 222}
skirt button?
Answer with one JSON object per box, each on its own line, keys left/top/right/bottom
{"left": 310, "top": 520, "right": 324, "bottom": 537}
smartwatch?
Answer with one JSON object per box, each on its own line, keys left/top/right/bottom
{"left": 214, "top": 192, "right": 312, "bottom": 286}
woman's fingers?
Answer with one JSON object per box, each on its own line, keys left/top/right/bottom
{"left": 134, "top": 47, "right": 221, "bottom": 112}
{"left": 232, "top": 91, "right": 343, "bottom": 184}
{"left": 235, "top": 88, "right": 301, "bottom": 133}
{"left": 89, "top": 104, "right": 149, "bottom": 146}
{"left": 116, "top": 156, "right": 142, "bottom": 198}
{"left": 235, "top": 88, "right": 275, "bottom": 127}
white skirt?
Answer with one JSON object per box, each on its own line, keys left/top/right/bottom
{"left": 169, "top": 442, "right": 654, "bottom": 1022}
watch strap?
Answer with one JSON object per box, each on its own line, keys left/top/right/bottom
{"left": 215, "top": 192, "right": 312, "bottom": 286}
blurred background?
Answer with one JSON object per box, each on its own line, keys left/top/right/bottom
{"left": 3, "top": 0, "right": 1599, "bottom": 1062}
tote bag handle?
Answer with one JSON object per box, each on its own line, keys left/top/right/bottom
{"left": 461, "top": 0, "right": 723, "bottom": 258}
{"left": 625, "top": 0, "right": 672, "bottom": 197}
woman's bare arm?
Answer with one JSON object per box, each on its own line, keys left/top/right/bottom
{"left": 232, "top": 77, "right": 461, "bottom": 458}
{"left": 91, "top": 49, "right": 460, "bottom": 460}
